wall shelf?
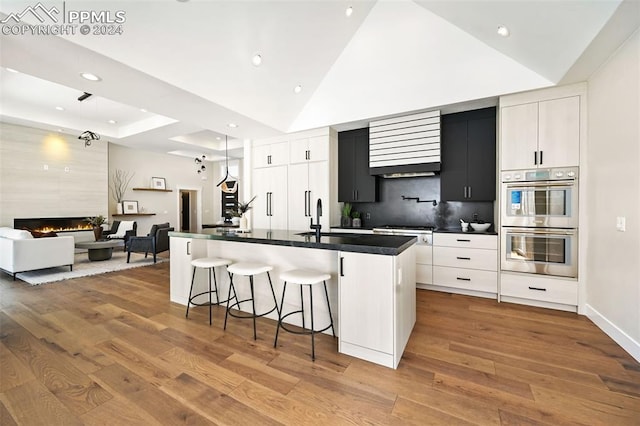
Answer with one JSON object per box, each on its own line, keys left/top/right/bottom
{"left": 132, "top": 188, "right": 173, "bottom": 192}
{"left": 112, "top": 213, "right": 156, "bottom": 217}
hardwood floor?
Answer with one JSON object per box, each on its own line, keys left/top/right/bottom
{"left": 1, "top": 262, "right": 639, "bottom": 425}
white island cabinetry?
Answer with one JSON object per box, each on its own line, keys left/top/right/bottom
{"left": 339, "top": 246, "right": 416, "bottom": 369}
{"left": 169, "top": 231, "right": 416, "bottom": 369}
{"left": 169, "top": 237, "right": 207, "bottom": 305}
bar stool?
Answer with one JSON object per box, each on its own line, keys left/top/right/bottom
{"left": 274, "top": 269, "right": 335, "bottom": 361}
{"left": 224, "top": 262, "right": 280, "bottom": 340}
{"left": 185, "top": 257, "right": 233, "bottom": 325}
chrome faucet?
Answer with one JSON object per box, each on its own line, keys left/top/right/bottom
{"left": 310, "top": 198, "right": 322, "bottom": 240}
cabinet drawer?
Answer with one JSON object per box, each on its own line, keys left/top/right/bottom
{"left": 416, "top": 264, "right": 432, "bottom": 285}
{"left": 434, "top": 233, "right": 497, "bottom": 250}
{"left": 433, "top": 266, "right": 497, "bottom": 293}
{"left": 433, "top": 246, "right": 496, "bottom": 271}
{"left": 500, "top": 273, "right": 578, "bottom": 305}
{"left": 415, "top": 245, "right": 432, "bottom": 265}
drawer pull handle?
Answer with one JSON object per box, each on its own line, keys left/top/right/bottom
{"left": 457, "top": 277, "right": 471, "bottom": 281}
{"left": 528, "top": 286, "right": 547, "bottom": 292}
{"left": 457, "top": 239, "right": 471, "bottom": 242}
{"left": 456, "top": 256, "right": 471, "bottom": 260}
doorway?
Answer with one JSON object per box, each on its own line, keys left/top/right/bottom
{"left": 179, "top": 189, "right": 198, "bottom": 232}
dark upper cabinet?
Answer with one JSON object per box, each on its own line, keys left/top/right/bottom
{"left": 338, "top": 128, "right": 377, "bottom": 202}
{"left": 440, "top": 107, "right": 496, "bottom": 201}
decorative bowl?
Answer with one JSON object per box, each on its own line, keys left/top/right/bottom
{"left": 470, "top": 223, "right": 491, "bottom": 232}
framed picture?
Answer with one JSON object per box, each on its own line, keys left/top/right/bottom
{"left": 151, "top": 177, "right": 166, "bottom": 190}
{"left": 122, "top": 200, "right": 139, "bottom": 214}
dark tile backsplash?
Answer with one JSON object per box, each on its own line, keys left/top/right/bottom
{"left": 349, "top": 176, "right": 495, "bottom": 229}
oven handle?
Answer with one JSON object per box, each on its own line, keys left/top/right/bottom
{"left": 504, "top": 228, "right": 576, "bottom": 236}
{"left": 504, "top": 181, "right": 576, "bottom": 188}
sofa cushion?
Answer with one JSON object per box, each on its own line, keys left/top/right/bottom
{"left": 0, "top": 228, "right": 34, "bottom": 240}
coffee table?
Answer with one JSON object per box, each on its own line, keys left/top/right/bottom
{"left": 75, "top": 240, "right": 124, "bottom": 261}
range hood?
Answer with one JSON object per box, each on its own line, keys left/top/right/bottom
{"left": 369, "top": 110, "right": 441, "bottom": 178}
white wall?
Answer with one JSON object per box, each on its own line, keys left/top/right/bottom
{"left": 0, "top": 123, "right": 108, "bottom": 226}
{"left": 586, "top": 29, "right": 640, "bottom": 360}
{"left": 108, "top": 144, "right": 218, "bottom": 234}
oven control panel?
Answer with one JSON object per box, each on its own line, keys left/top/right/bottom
{"left": 501, "top": 167, "right": 579, "bottom": 182}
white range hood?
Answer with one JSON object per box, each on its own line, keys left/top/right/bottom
{"left": 369, "top": 109, "right": 441, "bottom": 177}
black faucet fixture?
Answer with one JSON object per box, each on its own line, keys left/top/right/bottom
{"left": 310, "top": 198, "right": 322, "bottom": 240}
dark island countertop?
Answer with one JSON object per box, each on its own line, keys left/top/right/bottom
{"left": 169, "top": 229, "right": 416, "bottom": 256}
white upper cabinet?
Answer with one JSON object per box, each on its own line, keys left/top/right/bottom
{"left": 290, "top": 136, "right": 330, "bottom": 164}
{"left": 538, "top": 96, "right": 580, "bottom": 168}
{"left": 253, "top": 141, "right": 289, "bottom": 168}
{"left": 501, "top": 95, "right": 580, "bottom": 170}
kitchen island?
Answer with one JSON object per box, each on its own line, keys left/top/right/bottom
{"left": 169, "top": 229, "right": 416, "bottom": 369}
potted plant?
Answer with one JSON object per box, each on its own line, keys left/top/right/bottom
{"left": 236, "top": 195, "right": 257, "bottom": 229}
{"left": 341, "top": 202, "right": 352, "bottom": 227}
{"left": 352, "top": 211, "right": 362, "bottom": 228}
{"left": 86, "top": 215, "right": 107, "bottom": 241}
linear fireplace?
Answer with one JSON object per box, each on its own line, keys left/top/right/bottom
{"left": 14, "top": 217, "right": 93, "bottom": 233}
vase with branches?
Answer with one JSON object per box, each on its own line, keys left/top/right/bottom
{"left": 110, "top": 169, "right": 134, "bottom": 214}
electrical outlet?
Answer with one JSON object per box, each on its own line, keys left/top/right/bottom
{"left": 365, "top": 212, "right": 371, "bottom": 220}
{"left": 616, "top": 216, "right": 626, "bottom": 232}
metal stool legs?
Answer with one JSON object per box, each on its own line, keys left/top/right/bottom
{"left": 224, "top": 270, "right": 279, "bottom": 340}
{"left": 274, "top": 280, "right": 335, "bottom": 361}
{"left": 186, "top": 261, "right": 229, "bottom": 325}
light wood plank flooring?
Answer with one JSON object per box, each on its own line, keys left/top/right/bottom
{"left": 1, "top": 262, "right": 639, "bottom": 425}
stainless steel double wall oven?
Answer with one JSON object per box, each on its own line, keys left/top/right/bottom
{"left": 500, "top": 167, "right": 579, "bottom": 278}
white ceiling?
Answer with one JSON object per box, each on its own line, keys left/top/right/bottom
{"left": 1, "top": 0, "right": 638, "bottom": 159}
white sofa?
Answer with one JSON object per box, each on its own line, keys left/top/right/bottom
{"left": 0, "top": 227, "right": 75, "bottom": 280}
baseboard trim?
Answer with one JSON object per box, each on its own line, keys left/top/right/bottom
{"left": 585, "top": 304, "right": 640, "bottom": 363}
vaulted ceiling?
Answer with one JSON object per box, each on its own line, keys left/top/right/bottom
{"left": 0, "top": 0, "right": 637, "bottom": 159}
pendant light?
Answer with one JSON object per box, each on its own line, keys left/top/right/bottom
{"left": 217, "top": 135, "right": 238, "bottom": 193}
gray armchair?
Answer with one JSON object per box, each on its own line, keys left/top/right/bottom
{"left": 126, "top": 222, "right": 173, "bottom": 263}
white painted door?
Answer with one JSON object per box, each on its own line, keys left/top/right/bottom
{"left": 538, "top": 96, "right": 580, "bottom": 168}
{"left": 287, "top": 163, "right": 310, "bottom": 232}
{"left": 252, "top": 168, "right": 271, "bottom": 230}
{"left": 307, "top": 161, "right": 330, "bottom": 229}
{"left": 339, "top": 251, "right": 394, "bottom": 354}
{"left": 289, "top": 138, "right": 310, "bottom": 164}
{"left": 269, "top": 165, "right": 288, "bottom": 230}
{"left": 252, "top": 165, "right": 288, "bottom": 230}
{"left": 501, "top": 102, "right": 538, "bottom": 170}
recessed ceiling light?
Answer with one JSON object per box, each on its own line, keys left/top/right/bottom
{"left": 345, "top": 6, "right": 353, "bottom": 17}
{"left": 252, "top": 54, "right": 262, "bottom": 67}
{"left": 108, "top": 119, "right": 117, "bottom": 124}
{"left": 55, "top": 106, "right": 64, "bottom": 111}
{"left": 80, "top": 72, "right": 101, "bottom": 81}
{"left": 497, "top": 25, "right": 510, "bottom": 37}
{"left": 140, "top": 108, "right": 147, "bottom": 113}
{"left": 228, "top": 123, "right": 238, "bottom": 128}
{"left": 6, "top": 68, "right": 18, "bottom": 73}
{"left": 294, "top": 85, "right": 302, "bottom": 94}
{"left": 216, "top": 137, "right": 221, "bottom": 140}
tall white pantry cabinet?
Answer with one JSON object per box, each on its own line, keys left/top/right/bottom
{"left": 251, "top": 128, "right": 338, "bottom": 231}
{"left": 498, "top": 83, "right": 586, "bottom": 313}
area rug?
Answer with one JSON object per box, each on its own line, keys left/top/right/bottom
{"left": 15, "top": 251, "right": 167, "bottom": 285}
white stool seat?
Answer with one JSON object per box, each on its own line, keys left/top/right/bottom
{"left": 280, "top": 269, "right": 331, "bottom": 285}
{"left": 228, "top": 262, "right": 273, "bottom": 276}
{"left": 191, "top": 257, "right": 232, "bottom": 269}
